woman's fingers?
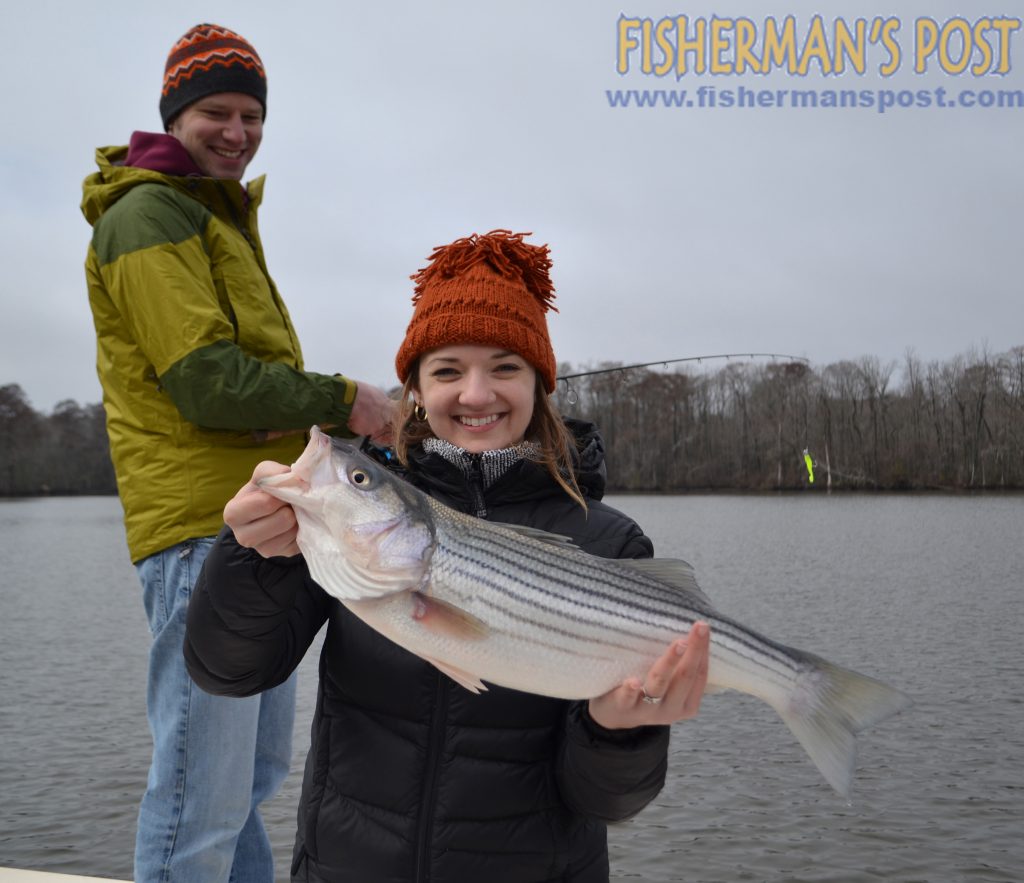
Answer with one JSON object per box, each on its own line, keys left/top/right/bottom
{"left": 658, "top": 621, "right": 710, "bottom": 719}
{"left": 638, "top": 637, "right": 688, "bottom": 704}
{"left": 587, "top": 621, "right": 711, "bottom": 729}
{"left": 223, "top": 461, "right": 300, "bottom": 557}
{"left": 235, "top": 503, "right": 298, "bottom": 552}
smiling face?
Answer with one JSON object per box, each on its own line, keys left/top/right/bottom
{"left": 167, "top": 92, "right": 263, "bottom": 180}
{"left": 416, "top": 345, "right": 538, "bottom": 453}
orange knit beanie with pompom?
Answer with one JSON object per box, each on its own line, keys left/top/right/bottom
{"left": 395, "top": 230, "right": 558, "bottom": 392}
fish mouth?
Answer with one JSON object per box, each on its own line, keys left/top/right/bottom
{"left": 257, "top": 471, "right": 313, "bottom": 510}
{"left": 257, "top": 428, "right": 329, "bottom": 501}
{"left": 258, "top": 471, "right": 310, "bottom": 492}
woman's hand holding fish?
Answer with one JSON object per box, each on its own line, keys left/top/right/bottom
{"left": 588, "top": 621, "right": 710, "bottom": 729}
{"left": 224, "top": 461, "right": 302, "bottom": 558}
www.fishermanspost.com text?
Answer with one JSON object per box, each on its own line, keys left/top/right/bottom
{"left": 605, "top": 84, "right": 1023, "bottom": 113}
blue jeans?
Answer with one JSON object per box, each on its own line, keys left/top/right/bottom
{"left": 135, "top": 537, "right": 296, "bottom": 883}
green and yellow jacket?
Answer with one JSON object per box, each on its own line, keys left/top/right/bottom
{"left": 82, "top": 137, "right": 358, "bottom": 562}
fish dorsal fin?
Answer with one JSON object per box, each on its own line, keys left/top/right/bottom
{"left": 617, "top": 558, "right": 714, "bottom": 606}
{"left": 495, "top": 523, "right": 579, "bottom": 547}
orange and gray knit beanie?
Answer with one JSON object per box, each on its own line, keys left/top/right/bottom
{"left": 395, "top": 230, "right": 559, "bottom": 393}
{"left": 160, "top": 23, "right": 267, "bottom": 128}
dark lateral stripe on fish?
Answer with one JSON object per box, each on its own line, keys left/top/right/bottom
{"left": 439, "top": 535, "right": 684, "bottom": 633}
{"left": 474, "top": 602, "right": 643, "bottom": 660}
{"left": 437, "top": 533, "right": 804, "bottom": 680}
{"left": 458, "top": 529, "right": 800, "bottom": 671}
{"left": 438, "top": 527, "right": 801, "bottom": 665}
{"left": 470, "top": 590, "right": 692, "bottom": 655}
{"left": 454, "top": 523, "right": 707, "bottom": 608}
{"left": 440, "top": 528, "right": 770, "bottom": 651}
{"left": 444, "top": 527, "right": 698, "bottom": 615}
{"left": 472, "top": 579, "right": 804, "bottom": 693}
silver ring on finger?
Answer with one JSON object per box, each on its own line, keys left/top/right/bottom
{"left": 641, "top": 686, "right": 663, "bottom": 705}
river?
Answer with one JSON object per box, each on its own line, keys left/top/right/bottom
{"left": 1, "top": 493, "right": 1021, "bottom": 882}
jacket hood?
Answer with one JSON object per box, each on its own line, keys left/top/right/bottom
{"left": 124, "top": 131, "right": 205, "bottom": 177}
{"left": 81, "top": 139, "right": 265, "bottom": 227}
{"left": 81, "top": 145, "right": 160, "bottom": 226}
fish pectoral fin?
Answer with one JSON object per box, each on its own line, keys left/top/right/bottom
{"left": 412, "top": 592, "right": 490, "bottom": 641}
{"left": 616, "top": 558, "right": 715, "bottom": 607}
{"left": 421, "top": 654, "right": 489, "bottom": 694}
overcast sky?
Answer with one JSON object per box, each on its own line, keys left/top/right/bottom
{"left": 2, "top": 0, "right": 1021, "bottom": 413}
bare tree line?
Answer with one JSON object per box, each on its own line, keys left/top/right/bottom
{"left": 3, "top": 345, "right": 1021, "bottom": 496}
{"left": 0, "top": 384, "right": 115, "bottom": 495}
{"left": 554, "top": 347, "right": 1024, "bottom": 491}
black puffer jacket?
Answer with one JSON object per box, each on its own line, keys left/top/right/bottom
{"left": 185, "top": 420, "right": 669, "bottom": 882}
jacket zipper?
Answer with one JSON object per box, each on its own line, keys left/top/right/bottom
{"left": 414, "top": 673, "right": 449, "bottom": 882}
{"left": 212, "top": 180, "right": 300, "bottom": 356}
{"left": 464, "top": 453, "right": 487, "bottom": 518}
{"left": 214, "top": 180, "right": 257, "bottom": 250}
{"left": 412, "top": 454, "right": 484, "bottom": 879}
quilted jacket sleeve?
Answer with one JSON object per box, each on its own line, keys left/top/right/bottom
{"left": 184, "top": 526, "right": 332, "bottom": 696}
{"left": 557, "top": 704, "right": 670, "bottom": 821}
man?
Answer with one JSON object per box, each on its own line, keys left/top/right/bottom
{"left": 81, "top": 23, "right": 392, "bottom": 883}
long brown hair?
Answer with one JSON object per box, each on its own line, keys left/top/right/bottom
{"left": 392, "top": 365, "right": 586, "bottom": 511}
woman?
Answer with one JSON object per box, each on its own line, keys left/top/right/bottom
{"left": 185, "top": 230, "right": 710, "bottom": 883}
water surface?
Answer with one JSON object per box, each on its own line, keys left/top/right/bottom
{"left": 1, "top": 494, "right": 1021, "bottom": 882}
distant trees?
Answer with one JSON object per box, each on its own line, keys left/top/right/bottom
{"left": 2, "top": 345, "right": 1022, "bottom": 496}
{"left": 555, "top": 346, "right": 1024, "bottom": 491}
{"left": 0, "top": 384, "right": 115, "bottom": 495}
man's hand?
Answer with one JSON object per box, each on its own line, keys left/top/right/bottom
{"left": 347, "top": 381, "right": 395, "bottom": 445}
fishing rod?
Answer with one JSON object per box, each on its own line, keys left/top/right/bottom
{"left": 554, "top": 354, "right": 872, "bottom": 488}
{"left": 557, "top": 352, "right": 809, "bottom": 382}
{"left": 556, "top": 352, "right": 810, "bottom": 403}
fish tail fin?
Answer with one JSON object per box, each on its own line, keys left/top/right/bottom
{"left": 774, "top": 653, "right": 912, "bottom": 797}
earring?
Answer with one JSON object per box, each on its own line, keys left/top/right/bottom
{"left": 414, "top": 403, "right": 427, "bottom": 421}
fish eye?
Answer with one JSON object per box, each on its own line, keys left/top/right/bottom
{"left": 349, "top": 467, "right": 372, "bottom": 488}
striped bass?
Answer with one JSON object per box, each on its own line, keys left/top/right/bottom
{"left": 261, "top": 427, "right": 911, "bottom": 796}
